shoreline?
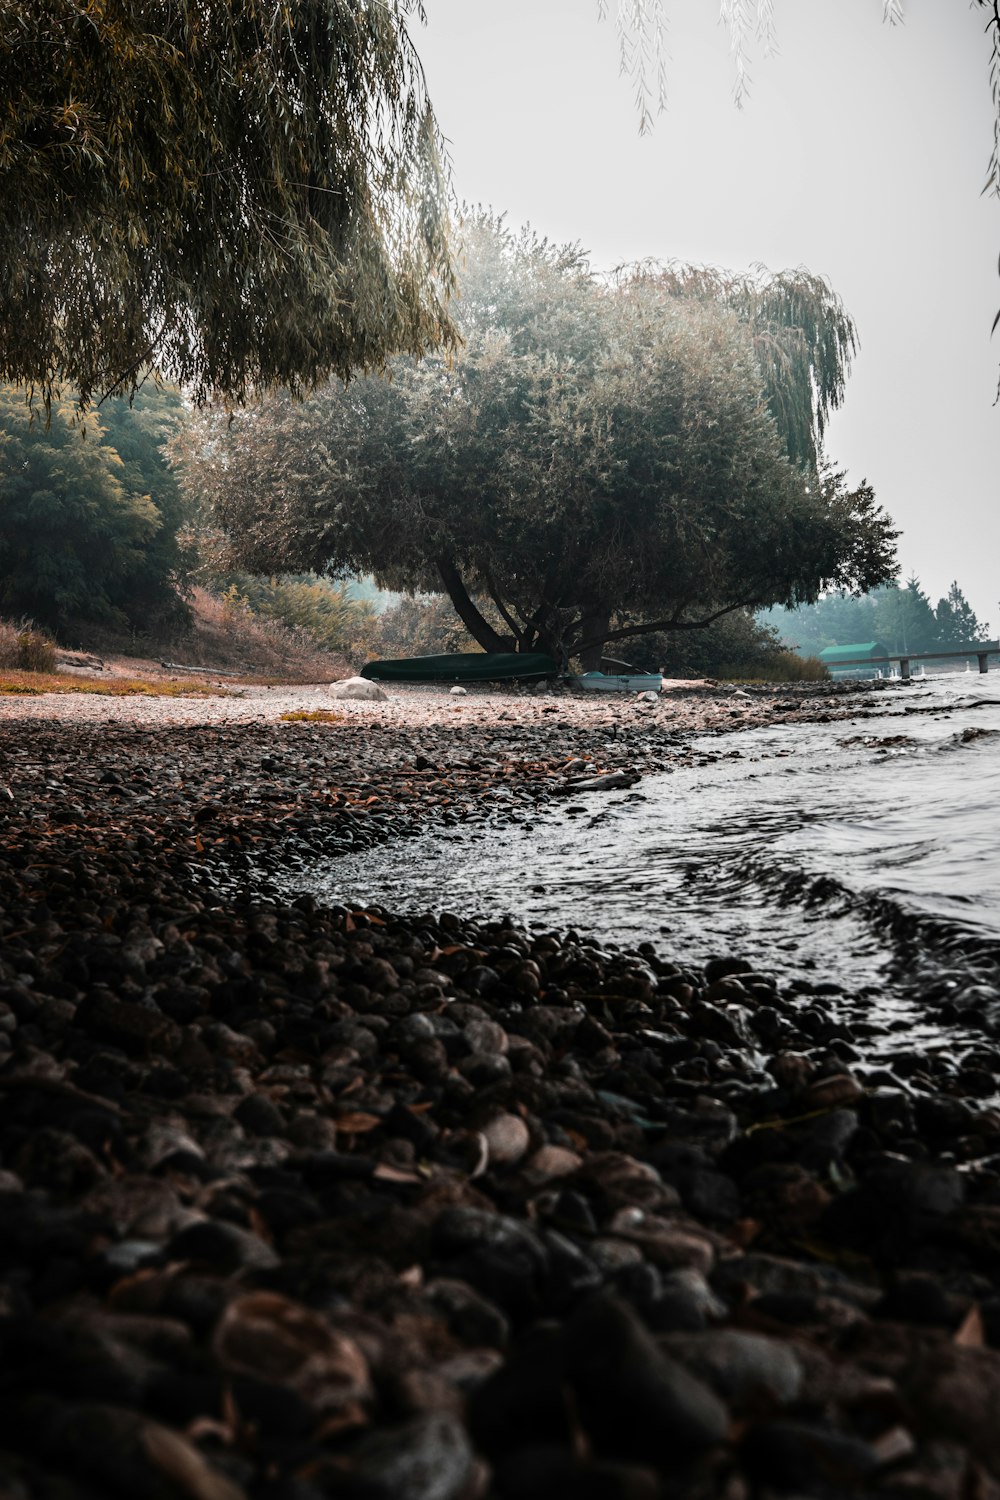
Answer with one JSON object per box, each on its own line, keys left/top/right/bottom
{"left": 2, "top": 680, "right": 999, "bottom": 1495}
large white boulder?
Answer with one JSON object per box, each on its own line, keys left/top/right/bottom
{"left": 328, "top": 676, "right": 388, "bottom": 701}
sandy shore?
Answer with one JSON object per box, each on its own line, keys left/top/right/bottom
{"left": 0, "top": 674, "right": 892, "bottom": 733}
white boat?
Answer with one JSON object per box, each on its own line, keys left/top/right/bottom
{"left": 572, "top": 671, "right": 662, "bottom": 694}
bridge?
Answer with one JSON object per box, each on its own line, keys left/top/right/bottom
{"left": 819, "top": 642, "right": 1000, "bottom": 682}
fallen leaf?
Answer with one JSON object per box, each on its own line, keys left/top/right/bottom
{"left": 335, "top": 1112, "right": 382, "bottom": 1133}
{"left": 729, "top": 1218, "right": 762, "bottom": 1249}
{"left": 313, "top": 1401, "right": 369, "bottom": 1441}
{"left": 373, "top": 1162, "right": 424, "bottom": 1184}
{"left": 955, "top": 1304, "right": 985, "bottom": 1347}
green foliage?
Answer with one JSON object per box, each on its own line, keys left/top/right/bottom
{"left": 934, "top": 580, "right": 986, "bottom": 644}
{"left": 624, "top": 609, "right": 786, "bottom": 678}
{"left": 368, "top": 594, "right": 483, "bottom": 659}
{"left": 176, "top": 215, "right": 897, "bottom": 666}
{"left": 221, "top": 574, "right": 377, "bottom": 655}
{"left": 96, "top": 385, "right": 194, "bottom": 624}
{"left": 0, "top": 385, "right": 190, "bottom": 631}
{"left": 0, "top": 0, "right": 454, "bottom": 408}
{"left": 876, "top": 575, "right": 939, "bottom": 655}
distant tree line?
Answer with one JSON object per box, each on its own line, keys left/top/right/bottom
{"left": 766, "top": 577, "right": 990, "bottom": 659}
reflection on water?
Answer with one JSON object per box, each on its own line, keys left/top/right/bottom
{"left": 297, "top": 676, "right": 1000, "bottom": 1053}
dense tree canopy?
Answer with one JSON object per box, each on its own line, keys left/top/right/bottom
{"left": 174, "top": 217, "right": 898, "bottom": 666}
{"left": 0, "top": 386, "right": 191, "bottom": 630}
{"left": 0, "top": 1, "right": 454, "bottom": 408}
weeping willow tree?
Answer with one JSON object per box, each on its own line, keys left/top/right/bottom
{"left": 629, "top": 263, "right": 857, "bottom": 471}
{"left": 0, "top": 1, "right": 455, "bottom": 408}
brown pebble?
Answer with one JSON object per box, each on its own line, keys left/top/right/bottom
{"left": 522, "top": 1145, "right": 583, "bottom": 1184}
{"left": 799, "top": 1073, "right": 863, "bottom": 1110}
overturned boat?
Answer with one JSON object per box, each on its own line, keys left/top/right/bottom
{"left": 360, "top": 651, "right": 559, "bottom": 684}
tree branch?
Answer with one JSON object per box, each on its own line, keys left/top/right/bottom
{"left": 435, "top": 557, "right": 515, "bottom": 653}
{"left": 575, "top": 600, "right": 758, "bottom": 656}
{"left": 483, "top": 570, "right": 524, "bottom": 644}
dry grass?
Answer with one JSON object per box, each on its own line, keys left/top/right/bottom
{"left": 279, "top": 709, "right": 345, "bottom": 724}
{"left": 95, "top": 587, "right": 351, "bottom": 683}
{"left": 719, "top": 651, "right": 829, "bottom": 684}
{"left": 0, "top": 620, "right": 59, "bottom": 673}
{"left": 0, "top": 619, "right": 19, "bottom": 669}
{"left": 0, "top": 670, "right": 226, "bottom": 698}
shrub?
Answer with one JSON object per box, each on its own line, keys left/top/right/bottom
{"left": 0, "top": 618, "right": 20, "bottom": 668}
{"left": 217, "top": 574, "right": 377, "bottom": 657}
{"left": 368, "top": 594, "right": 485, "bottom": 659}
{"left": 624, "top": 610, "right": 786, "bottom": 678}
{"left": 16, "top": 627, "right": 56, "bottom": 673}
{"left": 718, "top": 650, "right": 828, "bottom": 683}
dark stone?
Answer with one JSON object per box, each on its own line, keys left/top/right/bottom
{"left": 494, "top": 1446, "right": 660, "bottom": 1500}
{"left": 661, "top": 1330, "right": 803, "bottom": 1415}
{"left": 793, "top": 1107, "right": 859, "bottom": 1171}
{"left": 432, "top": 1207, "right": 549, "bottom": 1319}
{"left": 540, "top": 1229, "right": 604, "bottom": 1310}
{"left": 469, "top": 1325, "right": 573, "bottom": 1459}
{"left": 167, "top": 1218, "right": 281, "bottom": 1272}
{"left": 234, "top": 1092, "right": 287, "bottom": 1137}
{"left": 341, "top": 1413, "right": 475, "bottom": 1500}
{"left": 873, "top": 1272, "right": 959, "bottom": 1328}
{"left": 703, "top": 957, "right": 753, "bottom": 984}
{"left": 822, "top": 1159, "right": 965, "bottom": 1258}
{"left": 425, "top": 1278, "right": 510, "bottom": 1350}
{"left": 741, "top": 1420, "right": 879, "bottom": 1489}
{"left": 563, "top": 1296, "right": 728, "bottom": 1463}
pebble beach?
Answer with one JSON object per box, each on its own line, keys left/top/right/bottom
{"left": 1, "top": 677, "right": 999, "bottom": 1499}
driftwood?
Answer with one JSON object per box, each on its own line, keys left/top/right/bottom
{"left": 159, "top": 660, "right": 248, "bottom": 676}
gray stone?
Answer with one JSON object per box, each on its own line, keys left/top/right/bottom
{"left": 661, "top": 1329, "right": 803, "bottom": 1414}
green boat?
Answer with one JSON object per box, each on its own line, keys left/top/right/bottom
{"left": 360, "top": 651, "right": 559, "bottom": 684}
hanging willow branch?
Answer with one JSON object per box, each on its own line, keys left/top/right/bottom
{"left": 623, "top": 261, "right": 857, "bottom": 471}
{"left": 0, "top": 0, "right": 456, "bottom": 409}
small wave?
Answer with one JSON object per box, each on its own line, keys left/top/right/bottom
{"left": 732, "top": 851, "right": 1000, "bottom": 981}
{"left": 930, "top": 726, "right": 1000, "bottom": 754}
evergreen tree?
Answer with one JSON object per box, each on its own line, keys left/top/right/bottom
{"left": 934, "top": 581, "right": 986, "bottom": 644}
{"left": 769, "top": 575, "right": 989, "bottom": 660}
{"left": 873, "top": 576, "right": 938, "bottom": 654}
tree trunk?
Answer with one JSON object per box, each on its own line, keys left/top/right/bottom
{"left": 436, "top": 558, "right": 516, "bottom": 653}
{"left": 577, "top": 611, "right": 610, "bottom": 671}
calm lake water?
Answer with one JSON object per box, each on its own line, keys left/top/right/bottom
{"left": 299, "top": 672, "right": 1000, "bottom": 1051}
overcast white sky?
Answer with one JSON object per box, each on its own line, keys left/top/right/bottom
{"left": 414, "top": 0, "right": 998, "bottom": 626}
